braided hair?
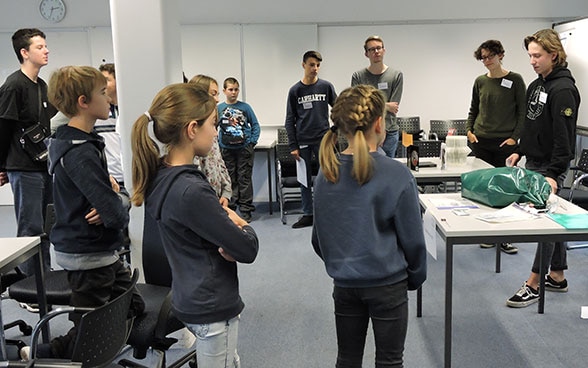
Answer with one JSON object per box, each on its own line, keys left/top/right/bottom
{"left": 319, "top": 84, "right": 386, "bottom": 185}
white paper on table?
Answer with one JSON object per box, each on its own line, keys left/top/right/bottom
{"left": 581, "top": 306, "right": 588, "bottom": 319}
{"left": 296, "top": 157, "right": 308, "bottom": 187}
{"left": 475, "top": 203, "right": 539, "bottom": 223}
{"left": 423, "top": 209, "right": 437, "bottom": 260}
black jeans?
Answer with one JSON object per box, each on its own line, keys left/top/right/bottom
{"left": 45, "top": 260, "right": 145, "bottom": 359}
{"left": 333, "top": 280, "right": 408, "bottom": 368}
{"left": 221, "top": 144, "right": 255, "bottom": 213}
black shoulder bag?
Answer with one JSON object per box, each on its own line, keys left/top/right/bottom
{"left": 19, "top": 84, "right": 49, "bottom": 162}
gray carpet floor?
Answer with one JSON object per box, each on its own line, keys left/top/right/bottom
{"left": 2, "top": 204, "right": 588, "bottom": 367}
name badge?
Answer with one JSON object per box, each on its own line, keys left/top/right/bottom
{"left": 303, "top": 102, "right": 313, "bottom": 110}
{"left": 501, "top": 79, "right": 513, "bottom": 89}
{"left": 539, "top": 92, "right": 548, "bottom": 104}
{"left": 377, "top": 82, "right": 388, "bottom": 90}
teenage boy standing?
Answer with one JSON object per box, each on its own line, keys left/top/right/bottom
{"left": 351, "top": 35, "right": 403, "bottom": 158}
{"left": 506, "top": 29, "right": 580, "bottom": 308}
{"left": 0, "top": 28, "right": 56, "bottom": 275}
{"left": 285, "top": 50, "right": 337, "bottom": 229}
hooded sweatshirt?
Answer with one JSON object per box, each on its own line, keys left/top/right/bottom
{"left": 145, "top": 163, "right": 258, "bottom": 324}
{"left": 47, "top": 124, "right": 129, "bottom": 270}
{"left": 518, "top": 66, "right": 581, "bottom": 180}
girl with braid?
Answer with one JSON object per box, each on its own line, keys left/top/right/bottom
{"left": 311, "top": 84, "right": 427, "bottom": 368}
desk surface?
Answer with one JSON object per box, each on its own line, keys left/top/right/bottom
{"left": 397, "top": 156, "right": 492, "bottom": 180}
{"left": 256, "top": 130, "right": 277, "bottom": 150}
{"left": 0, "top": 236, "right": 41, "bottom": 271}
{"left": 420, "top": 193, "right": 588, "bottom": 240}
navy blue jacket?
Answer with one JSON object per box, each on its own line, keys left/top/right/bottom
{"left": 48, "top": 125, "right": 128, "bottom": 255}
{"left": 145, "top": 163, "right": 258, "bottom": 324}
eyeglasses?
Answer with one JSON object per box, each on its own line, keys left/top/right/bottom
{"left": 366, "top": 46, "right": 384, "bottom": 54}
{"left": 480, "top": 53, "right": 496, "bottom": 61}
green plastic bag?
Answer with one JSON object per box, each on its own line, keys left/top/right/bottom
{"left": 461, "top": 167, "right": 551, "bottom": 208}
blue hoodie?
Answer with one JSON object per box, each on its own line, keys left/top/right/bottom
{"left": 145, "top": 163, "right": 258, "bottom": 324}
{"left": 47, "top": 125, "right": 128, "bottom": 269}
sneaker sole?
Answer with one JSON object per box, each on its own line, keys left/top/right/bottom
{"left": 479, "top": 243, "right": 496, "bottom": 248}
{"left": 545, "top": 285, "right": 568, "bottom": 292}
{"left": 506, "top": 297, "right": 539, "bottom": 308}
{"left": 500, "top": 248, "right": 518, "bottom": 254}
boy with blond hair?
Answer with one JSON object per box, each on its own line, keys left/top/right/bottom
{"left": 23, "top": 66, "right": 144, "bottom": 359}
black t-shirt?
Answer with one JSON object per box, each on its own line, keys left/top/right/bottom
{"left": 0, "top": 70, "right": 56, "bottom": 171}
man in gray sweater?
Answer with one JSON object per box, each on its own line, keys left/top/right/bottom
{"left": 351, "top": 35, "right": 403, "bottom": 158}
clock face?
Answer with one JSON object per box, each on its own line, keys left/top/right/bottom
{"left": 39, "top": 0, "right": 66, "bottom": 23}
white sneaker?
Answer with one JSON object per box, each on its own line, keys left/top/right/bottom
{"left": 20, "top": 346, "right": 31, "bottom": 361}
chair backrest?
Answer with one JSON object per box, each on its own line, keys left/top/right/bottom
{"left": 429, "top": 119, "right": 467, "bottom": 140}
{"left": 70, "top": 270, "right": 138, "bottom": 367}
{"left": 396, "top": 116, "right": 421, "bottom": 134}
{"left": 277, "top": 127, "right": 289, "bottom": 144}
{"left": 578, "top": 148, "right": 588, "bottom": 173}
{"left": 414, "top": 140, "right": 443, "bottom": 158}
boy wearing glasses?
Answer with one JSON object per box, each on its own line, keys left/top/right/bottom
{"left": 351, "top": 35, "right": 403, "bottom": 158}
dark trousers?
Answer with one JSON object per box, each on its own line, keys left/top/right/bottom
{"left": 45, "top": 260, "right": 145, "bottom": 359}
{"left": 470, "top": 136, "right": 516, "bottom": 168}
{"left": 525, "top": 158, "right": 568, "bottom": 276}
{"left": 299, "top": 144, "right": 320, "bottom": 216}
{"left": 333, "top": 280, "right": 408, "bottom": 368}
{"left": 222, "top": 144, "right": 255, "bottom": 213}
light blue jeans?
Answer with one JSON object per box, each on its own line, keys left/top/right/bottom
{"left": 381, "top": 130, "right": 399, "bottom": 158}
{"left": 185, "top": 315, "right": 240, "bottom": 368}
{"left": 8, "top": 171, "right": 53, "bottom": 275}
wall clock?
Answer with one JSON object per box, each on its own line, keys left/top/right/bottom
{"left": 39, "top": 0, "right": 66, "bottom": 23}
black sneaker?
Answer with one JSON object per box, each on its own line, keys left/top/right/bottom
{"left": 479, "top": 243, "right": 496, "bottom": 248}
{"left": 506, "top": 283, "right": 539, "bottom": 308}
{"left": 292, "top": 215, "right": 313, "bottom": 229}
{"left": 500, "top": 243, "right": 518, "bottom": 254}
{"left": 241, "top": 211, "right": 252, "bottom": 223}
{"left": 545, "top": 275, "right": 568, "bottom": 292}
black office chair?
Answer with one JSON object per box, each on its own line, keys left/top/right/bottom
{"left": 117, "top": 211, "right": 196, "bottom": 368}
{"left": 414, "top": 140, "right": 442, "bottom": 158}
{"left": 276, "top": 143, "right": 305, "bottom": 225}
{"left": 396, "top": 116, "right": 422, "bottom": 158}
{"left": 558, "top": 148, "right": 588, "bottom": 249}
{"left": 7, "top": 270, "right": 139, "bottom": 368}
{"left": 429, "top": 119, "right": 468, "bottom": 141}
{"left": 8, "top": 204, "right": 73, "bottom": 310}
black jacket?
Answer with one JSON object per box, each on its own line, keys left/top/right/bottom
{"left": 519, "top": 66, "right": 581, "bottom": 180}
{"left": 48, "top": 125, "right": 128, "bottom": 255}
{"left": 145, "top": 163, "right": 258, "bottom": 324}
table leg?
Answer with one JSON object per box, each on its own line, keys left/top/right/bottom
{"left": 495, "top": 242, "right": 501, "bottom": 273}
{"left": 445, "top": 241, "right": 453, "bottom": 368}
{"left": 34, "top": 252, "right": 50, "bottom": 343}
{"left": 417, "top": 287, "right": 423, "bottom": 318}
{"left": 267, "top": 148, "right": 273, "bottom": 215}
{"left": 538, "top": 242, "right": 545, "bottom": 314}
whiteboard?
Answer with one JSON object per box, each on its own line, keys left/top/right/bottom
{"left": 242, "top": 24, "right": 317, "bottom": 126}
{"left": 554, "top": 17, "right": 588, "bottom": 134}
{"left": 181, "top": 24, "right": 242, "bottom": 89}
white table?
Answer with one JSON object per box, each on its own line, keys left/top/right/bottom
{"left": 418, "top": 193, "right": 588, "bottom": 368}
{"left": 396, "top": 156, "right": 493, "bottom": 185}
{"left": 0, "top": 236, "right": 49, "bottom": 361}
